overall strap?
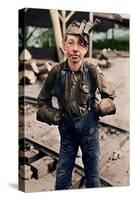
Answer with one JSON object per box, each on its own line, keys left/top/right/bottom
{"left": 84, "top": 66, "right": 92, "bottom": 94}
{"left": 60, "top": 62, "right": 67, "bottom": 112}
{"left": 83, "top": 64, "right": 95, "bottom": 110}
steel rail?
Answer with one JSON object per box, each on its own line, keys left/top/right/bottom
{"left": 19, "top": 137, "right": 113, "bottom": 187}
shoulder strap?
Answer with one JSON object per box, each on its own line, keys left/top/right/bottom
{"left": 60, "top": 62, "right": 67, "bottom": 112}
{"left": 83, "top": 64, "right": 94, "bottom": 96}
{"left": 60, "top": 62, "right": 66, "bottom": 97}
{"left": 83, "top": 66, "right": 92, "bottom": 95}
{"left": 83, "top": 63, "right": 96, "bottom": 109}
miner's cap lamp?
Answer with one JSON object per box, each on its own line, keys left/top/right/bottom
{"left": 66, "top": 19, "right": 100, "bottom": 44}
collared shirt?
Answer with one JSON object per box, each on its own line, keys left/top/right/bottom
{"left": 64, "top": 64, "right": 90, "bottom": 118}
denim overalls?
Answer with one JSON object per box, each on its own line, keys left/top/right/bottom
{"left": 55, "top": 109, "right": 100, "bottom": 190}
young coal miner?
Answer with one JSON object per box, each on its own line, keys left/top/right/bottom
{"left": 37, "top": 19, "right": 116, "bottom": 190}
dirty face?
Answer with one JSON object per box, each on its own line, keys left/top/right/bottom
{"left": 63, "top": 35, "right": 88, "bottom": 66}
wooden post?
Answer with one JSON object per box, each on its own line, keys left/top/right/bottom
{"left": 50, "top": 10, "right": 64, "bottom": 62}
{"left": 61, "top": 10, "right": 66, "bottom": 37}
{"left": 89, "top": 12, "right": 93, "bottom": 58}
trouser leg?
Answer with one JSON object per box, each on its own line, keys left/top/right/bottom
{"left": 80, "top": 127, "right": 100, "bottom": 188}
{"left": 55, "top": 120, "right": 78, "bottom": 190}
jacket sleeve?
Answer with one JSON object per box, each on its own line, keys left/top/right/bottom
{"left": 37, "top": 66, "right": 62, "bottom": 125}
{"left": 96, "top": 65, "right": 116, "bottom": 99}
{"left": 94, "top": 65, "right": 116, "bottom": 116}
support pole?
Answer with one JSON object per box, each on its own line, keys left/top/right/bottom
{"left": 50, "top": 10, "right": 64, "bottom": 62}
{"left": 61, "top": 10, "right": 66, "bottom": 37}
{"left": 89, "top": 12, "right": 93, "bottom": 58}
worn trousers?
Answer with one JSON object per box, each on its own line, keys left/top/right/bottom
{"left": 55, "top": 110, "right": 100, "bottom": 190}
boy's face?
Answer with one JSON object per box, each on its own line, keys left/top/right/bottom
{"left": 63, "top": 34, "right": 88, "bottom": 64}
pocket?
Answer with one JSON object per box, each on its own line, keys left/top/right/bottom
{"left": 36, "top": 109, "right": 52, "bottom": 125}
{"left": 82, "top": 110, "right": 98, "bottom": 132}
{"left": 76, "top": 110, "right": 98, "bottom": 134}
{"left": 58, "top": 117, "right": 65, "bottom": 128}
{"left": 58, "top": 117, "right": 72, "bottom": 133}
{"left": 93, "top": 108, "right": 100, "bottom": 121}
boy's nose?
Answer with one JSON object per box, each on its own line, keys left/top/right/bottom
{"left": 73, "top": 43, "right": 78, "bottom": 51}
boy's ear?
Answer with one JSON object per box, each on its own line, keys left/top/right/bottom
{"left": 62, "top": 39, "right": 66, "bottom": 51}
{"left": 85, "top": 46, "right": 88, "bottom": 54}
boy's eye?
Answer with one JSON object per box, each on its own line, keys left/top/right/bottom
{"left": 79, "top": 41, "right": 85, "bottom": 47}
{"left": 79, "top": 42, "right": 84, "bottom": 46}
{"left": 67, "top": 41, "right": 73, "bottom": 45}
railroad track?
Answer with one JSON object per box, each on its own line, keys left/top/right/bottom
{"left": 19, "top": 95, "right": 129, "bottom": 191}
{"left": 19, "top": 136, "right": 112, "bottom": 191}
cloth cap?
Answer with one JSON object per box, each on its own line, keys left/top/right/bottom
{"left": 66, "top": 19, "right": 100, "bottom": 44}
{"left": 66, "top": 20, "right": 89, "bottom": 44}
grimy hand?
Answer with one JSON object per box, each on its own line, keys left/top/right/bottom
{"left": 53, "top": 112, "right": 62, "bottom": 125}
{"left": 98, "top": 98, "right": 116, "bottom": 116}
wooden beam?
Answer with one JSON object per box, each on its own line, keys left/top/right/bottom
{"left": 61, "top": 10, "right": 66, "bottom": 37}
{"left": 65, "top": 11, "right": 75, "bottom": 22}
{"left": 58, "top": 12, "right": 63, "bottom": 22}
{"left": 89, "top": 12, "right": 93, "bottom": 58}
{"left": 50, "top": 10, "right": 64, "bottom": 62}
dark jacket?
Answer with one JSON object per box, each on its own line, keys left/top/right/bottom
{"left": 37, "top": 59, "right": 115, "bottom": 125}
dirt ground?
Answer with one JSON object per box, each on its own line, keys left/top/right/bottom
{"left": 100, "top": 57, "right": 129, "bottom": 131}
